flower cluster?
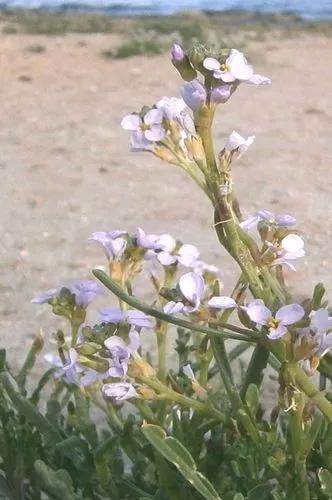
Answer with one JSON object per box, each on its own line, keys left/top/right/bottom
{"left": 31, "top": 43, "right": 331, "bottom": 413}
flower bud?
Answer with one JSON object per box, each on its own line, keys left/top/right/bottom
{"left": 181, "top": 80, "right": 206, "bottom": 112}
{"left": 79, "top": 354, "right": 109, "bottom": 373}
{"left": 211, "top": 84, "right": 234, "bottom": 104}
{"left": 76, "top": 342, "right": 101, "bottom": 356}
{"left": 192, "top": 381, "right": 208, "bottom": 400}
{"left": 171, "top": 44, "right": 197, "bottom": 82}
{"left": 185, "top": 135, "right": 206, "bottom": 163}
{"left": 153, "top": 146, "right": 177, "bottom": 163}
{"left": 129, "top": 357, "right": 156, "bottom": 378}
{"left": 171, "top": 43, "right": 185, "bottom": 62}
{"left": 138, "top": 386, "right": 157, "bottom": 400}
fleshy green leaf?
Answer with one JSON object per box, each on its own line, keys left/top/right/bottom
{"left": 34, "top": 460, "right": 76, "bottom": 500}
{"left": 245, "top": 384, "right": 260, "bottom": 418}
{"left": 142, "top": 423, "right": 221, "bottom": 500}
{"left": 318, "top": 468, "right": 332, "bottom": 498}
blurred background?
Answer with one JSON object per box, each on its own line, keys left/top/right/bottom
{"left": 1, "top": 0, "right": 331, "bottom": 366}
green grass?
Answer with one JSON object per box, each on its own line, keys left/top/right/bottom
{"left": 0, "top": 9, "right": 331, "bottom": 59}
{"left": 103, "top": 37, "right": 164, "bottom": 59}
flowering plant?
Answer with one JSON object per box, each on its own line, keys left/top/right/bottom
{"left": 1, "top": 43, "right": 332, "bottom": 499}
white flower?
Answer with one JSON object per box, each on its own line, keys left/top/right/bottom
{"left": 203, "top": 49, "right": 271, "bottom": 85}
{"left": 225, "top": 131, "right": 255, "bottom": 159}
{"left": 274, "top": 234, "right": 305, "bottom": 270}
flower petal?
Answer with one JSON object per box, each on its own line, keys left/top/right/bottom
{"left": 177, "top": 244, "right": 200, "bottom": 267}
{"left": 275, "top": 214, "right": 297, "bottom": 227}
{"left": 208, "top": 296, "right": 237, "bottom": 309}
{"left": 268, "top": 323, "right": 288, "bottom": 340}
{"left": 240, "top": 215, "right": 260, "bottom": 232}
{"left": 311, "top": 308, "right": 331, "bottom": 333}
{"left": 179, "top": 272, "right": 205, "bottom": 305}
{"left": 276, "top": 304, "right": 305, "bottom": 325}
{"left": 157, "top": 251, "right": 177, "bottom": 266}
{"left": 281, "top": 234, "right": 304, "bottom": 253}
{"left": 227, "top": 49, "right": 253, "bottom": 81}
{"left": 99, "top": 307, "right": 126, "bottom": 324}
{"left": 181, "top": 80, "right": 206, "bottom": 111}
{"left": 203, "top": 57, "right": 221, "bottom": 71}
{"left": 164, "top": 301, "right": 185, "bottom": 314}
{"left": 244, "top": 299, "right": 271, "bottom": 325}
{"left": 104, "top": 335, "right": 127, "bottom": 352}
{"left": 211, "top": 84, "right": 233, "bottom": 103}
{"left": 130, "top": 130, "right": 152, "bottom": 150}
{"left": 144, "top": 108, "right": 164, "bottom": 126}
{"left": 247, "top": 74, "right": 271, "bottom": 85}
{"left": 121, "top": 114, "right": 141, "bottom": 130}
{"left": 126, "top": 310, "right": 154, "bottom": 329}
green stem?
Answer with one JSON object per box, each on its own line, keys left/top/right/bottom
{"left": 210, "top": 336, "right": 260, "bottom": 441}
{"left": 240, "top": 345, "right": 270, "bottom": 400}
{"left": 288, "top": 392, "right": 310, "bottom": 499}
{"left": 156, "top": 322, "right": 167, "bottom": 382}
{"left": 138, "top": 375, "right": 225, "bottom": 423}
{"left": 289, "top": 363, "right": 332, "bottom": 422}
{"left": 93, "top": 269, "right": 261, "bottom": 343}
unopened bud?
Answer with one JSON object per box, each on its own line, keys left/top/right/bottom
{"left": 171, "top": 44, "right": 197, "bottom": 82}
{"left": 129, "top": 357, "right": 156, "bottom": 378}
{"left": 138, "top": 386, "right": 157, "bottom": 400}
{"left": 185, "top": 135, "right": 206, "bottom": 163}
{"left": 79, "top": 355, "right": 109, "bottom": 373}
{"left": 76, "top": 342, "right": 101, "bottom": 356}
{"left": 110, "top": 261, "right": 123, "bottom": 281}
{"left": 171, "top": 43, "right": 185, "bottom": 62}
{"left": 192, "top": 381, "right": 208, "bottom": 400}
{"left": 154, "top": 146, "right": 177, "bottom": 164}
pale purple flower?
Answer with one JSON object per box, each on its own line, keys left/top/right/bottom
{"left": 258, "top": 210, "right": 297, "bottom": 227}
{"left": 32, "top": 288, "right": 59, "bottom": 304}
{"left": 309, "top": 308, "right": 332, "bottom": 358}
{"left": 70, "top": 280, "right": 104, "bottom": 307}
{"left": 45, "top": 349, "right": 80, "bottom": 385}
{"left": 273, "top": 234, "right": 305, "bottom": 270}
{"left": 88, "top": 231, "right": 127, "bottom": 260}
{"left": 45, "top": 351, "right": 106, "bottom": 386}
{"left": 203, "top": 50, "right": 271, "bottom": 85}
{"left": 99, "top": 307, "right": 154, "bottom": 329}
{"left": 193, "top": 260, "right": 220, "bottom": 275}
{"left": 156, "top": 96, "right": 187, "bottom": 121}
{"left": 155, "top": 234, "right": 177, "bottom": 266}
{"left": 181, "top": 80, "right": 206, "bottom": 111}
{"left": 171, "top": 43, "right": 185, "bottom": 62}
{"left": 103, "top": 382, "right": 138, "bottom": 401}
{"left": 179, "top": 272, "right": 205, "bottom": 312}
{"left": 240, "top": 210, "right": 297, "bottom": 232}
{"left": 164, "top": 272, "right": 205, "bottom": 314}
{"left": 121, "top": 109, "right": 165, "bottom": 149}
{"left": 164, "top": 301, "right": 185, "bottom": 314}
{"left": 79, "top": 369, "right": 107, "bottom": 386}
{"left": 157, "top": 251, "right": 177, "bottom": 266}
{"left": 243, "top": 299, "right": 305, "bottom": 340}
{"left": 136, "top": 227, "right": 160, "bottom": 250}
{"left": 47, "top": 348, "right": 80, "bottom": 385}
{"left": 225, "top": 131, "right": 255, "bottom": 158}
{"left": 208, "top": 296, "right": 237, "bottom": 309}
{"left": 210, "top": 84, "right": 234, "bottom": 104}
{"left": 177, "top": 244, "right": 200, "bottom": 267}
{"left": 104, "top": 329, "right": 140, "bottom": 378}
{"left": 32, "top": 280, "right": 103, "bottom": 308}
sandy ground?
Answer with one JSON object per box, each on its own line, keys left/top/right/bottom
{"left": 1, "top": 31, "right": 332, "bottom": 372}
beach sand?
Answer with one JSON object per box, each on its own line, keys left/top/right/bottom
{"left": 0, "top": 25, "right": 331, "bottom": 377}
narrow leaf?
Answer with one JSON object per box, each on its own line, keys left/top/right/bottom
{"left": 142, "top": 423, "right": 221, "bottom": 500}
